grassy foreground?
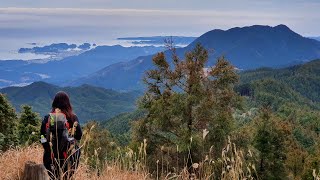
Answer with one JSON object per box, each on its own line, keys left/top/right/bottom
{"left": 0, "top": 145, "right": 147, "bottom": 180}
{"left": 0, "top": 136, "right": 257, "bottom": 180}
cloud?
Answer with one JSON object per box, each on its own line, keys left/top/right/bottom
{"left": 1, "top": 0, "right": 320, "bottom": 10}
{"left": 0, "top": 6, "right": 319, "bottom": 44}
{"left": 0, "top": 8, "right": 285, "bottom": 38}
{"left": 0, "top": 7, "right": 309, "bottom": 28}
{"left": 0, "top": 7, "right": 284, "bottom": 17}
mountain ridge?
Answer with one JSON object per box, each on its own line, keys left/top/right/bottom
{"left": 70, "top": 24, "right": 320, "bottom": 90}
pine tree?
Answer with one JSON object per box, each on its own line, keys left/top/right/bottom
{"left": 18, "top": 105, "right": 40, "bottom": 145}
{"left": 254, "top": 107, "right": 287, "bottom": 179}
{"left": 132, "top": 44, "right": 240, "bottom": 174}
{"left": 0, "top": 93, "right": 18, "bottom": 151}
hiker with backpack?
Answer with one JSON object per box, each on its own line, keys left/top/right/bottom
{"left": 40, "top": 91, "right": 82, "bottom": 179}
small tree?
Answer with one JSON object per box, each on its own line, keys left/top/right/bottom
{"left": 132, "top": 43, "right": 240, "bottom": 174}
{"left": 18, "top": 105, "right": 41, "bottom": 145}
{"left": 0, "top": 93, "right": 18, "bottom": 151}
{"left": 82, "top": 121, "right": 116, "bottom": 171}
{"left": 254, "top": 107, "right": 287, "bottom": 179}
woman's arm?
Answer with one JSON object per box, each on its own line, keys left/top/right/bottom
{"left": 40, "top": 115, "right": 48, "bottom": 137}
{"left": 40, "top": 115, "right": 50, "bottom": 151}
{"left": 73, "top": 115, "right": 83, "bottom": 141}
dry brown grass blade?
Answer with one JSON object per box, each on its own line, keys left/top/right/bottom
{"left": 0, "top": 144, "right": 148, "bottom": 180}
{"left": 0, "top": 144, "right": 42, "bottom": 180}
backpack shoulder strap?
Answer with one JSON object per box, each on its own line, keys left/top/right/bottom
{"left": 43, "top": 114, "right": 51, "bottom": 135}
{"left": 45, "top": 115, "right": 50, "bottom": 130}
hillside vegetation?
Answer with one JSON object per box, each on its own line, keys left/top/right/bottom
{"left": 0, "top": 82, "right": 141, "bottom": 122}
{"left": 239, "top": 59, "right": 320, "bottom": 103}
{"left": 100, "top": 52, "right": 320, "bottom": 179}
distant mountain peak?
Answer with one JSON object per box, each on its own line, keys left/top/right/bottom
{"left": 273, "top": 24, "right": 297, "bottom": 34}
{"left": 237, "top": 24, "right": 271, "bottom": 30}
{"left": 203, "top": 24, "right": 296, "bottom": 38}
{"left": 230, "top": 24, "right": 293, "bottom": 32}
{"left": 25, "top": 81, "right": 59, "bottom": 91}
{"left": 274, "top": 24, "right": 290, "bottom": 29}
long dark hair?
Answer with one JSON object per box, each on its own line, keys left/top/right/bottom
{"left": 51, "top": 91, "right": 74, "bottom": 121}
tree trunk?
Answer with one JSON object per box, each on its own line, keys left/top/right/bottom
{"left": 186, "top": 99, "right": 193, "bottom": 174}
{"left": 22, "top": 161, "right": 49, "bottom": 180}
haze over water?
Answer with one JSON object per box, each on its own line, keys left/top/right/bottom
{"left": 1, "top": 0, "right": 319, "bottom": 60}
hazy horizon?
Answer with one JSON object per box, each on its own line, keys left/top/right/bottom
{"left": 1, "top": 0, "right": 319, "bottom": 60}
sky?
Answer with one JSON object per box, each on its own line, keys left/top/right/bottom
{"left": 0, "top": 0, "right": 320, "bottom": 59}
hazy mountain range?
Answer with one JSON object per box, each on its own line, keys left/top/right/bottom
{"left": 18, "top": 43, "right": 92, "bottom": 54}
{"left": 17, "top": 43, "right": 96, "bottom": 63}
{"left": 0, "top": 45, "right": 164, "bottom": 87}
{"left": 70, "top": 25, "right": 320, "bottom": 90}
{"left": 1, "top": 24, "right": 320, "bottom": 91}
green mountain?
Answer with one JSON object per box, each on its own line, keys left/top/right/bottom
{"left": 0, "top": 81, "right": 141, "bottom": 122}
{"left": 237, "top": 59, "right": 320, "bottom": 154}
{"left": 101, "top": 110, "right": 146, "bottom": 145}
{"left": 237, "top": 59, "right": 320, "bottom": 109}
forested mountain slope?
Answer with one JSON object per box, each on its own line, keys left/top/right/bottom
{"left": 0, "top": 81, "right": 141, "bottom": 122}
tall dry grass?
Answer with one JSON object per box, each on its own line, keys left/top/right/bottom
{"left": 151, "top": 136, "right": 257, "bottom": 180}
{"left": 0, "top": 145, "right": 42, "bottom": 180}
{"left": 0, "top": 145, "right": 148, "bottom": 180}
{"left": 0, "top": 123, "right": 255, "bottom": 180}
{"left": 0, "top": 140, "right": 255, "bottom": 180}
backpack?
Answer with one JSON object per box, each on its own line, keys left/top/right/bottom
{"left": 45, "top": 111, "right": 75, "bottom": 160}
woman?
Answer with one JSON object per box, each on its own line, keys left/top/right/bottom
{"left": 40, "top": 91, "right": 82, "bottom": 179}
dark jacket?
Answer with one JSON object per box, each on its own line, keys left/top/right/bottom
{"left": 40, "top": 114, "right": 82, "bottom": 171}
{"left": 40, "top": 114, "right": 83, "bottom": 144}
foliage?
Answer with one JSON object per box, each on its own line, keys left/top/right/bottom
{"left": 101, "top": 110, "right": 146, "bottom": 146}
{"left": 234, "top": 60, "right": 320, "bottom": 179}
{"left": 0, "top": 93, "right": 18, "bottom": 151}
{"left": 132, "top": 44, "right": 241, "bottom": 176}
{"left": 24, "top": 57, "right": 319, "bottom": 179}
{"left": 254, "top": 108, "right": 288, "bottom": 179}
{"left": 17, "top": 105, "right": 41, "bottom": 146}
{"left": 238, "top": 59, "right": 320, "bottom": 108}
{"left": 82, "top": 121, "right": 117, "bottom": 171}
